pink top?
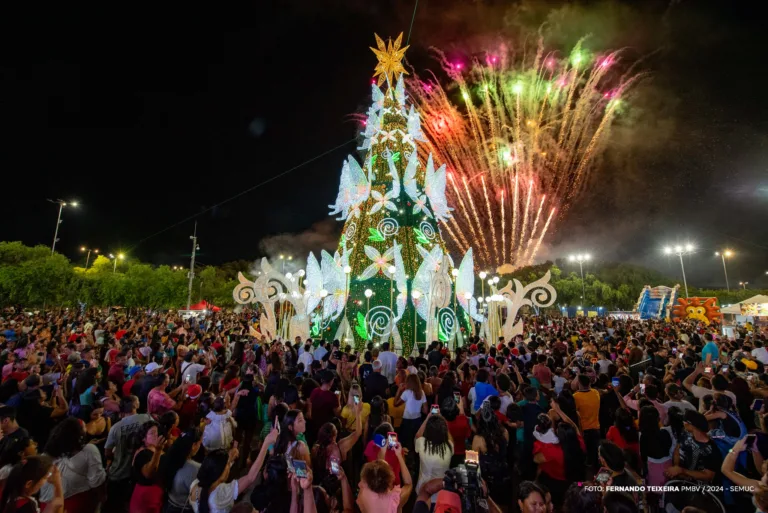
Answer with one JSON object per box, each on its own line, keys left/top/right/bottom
{"left": 148, "top": 388, "right": 175, "bottom": 416}
{"left": 356, "top": 484, "right": 401, "bottom": 513}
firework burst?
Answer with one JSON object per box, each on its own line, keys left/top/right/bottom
{"left": 409, "top": 40, "right": 640, "bottom": 273}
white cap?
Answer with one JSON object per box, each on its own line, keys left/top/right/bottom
{"left": 145, "top": 362, "right": 161, "bottom": 373}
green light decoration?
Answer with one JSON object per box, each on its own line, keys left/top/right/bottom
{"left": 413, "top": 228, "right": 429, "bottom": 245}
{"left": 512, "top": 82, "right": 523, "bottom": 95}
{"left": 354, "top": 311, "right": 368, "bottom": 340}
{"left": 368, "top": 227, "right": 386, "bottom": 242}
{"left": 324, "top": 36, "right": 471, "bottom": 354}
{"left": 438, "top": 323, "right": 448, "bottom": 342}
{"left": 310, "top": 316, "right": 321, "bottom": 337}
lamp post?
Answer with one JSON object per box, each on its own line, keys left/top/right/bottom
{"left": 568, "top": 254, "right": 591, "bottom": 304}
{"left": 109, "top": 253, "right": 125, "bottom": 273}
{"left": 48, "top": 199, "right": 78, "bottom": 255}
{"left": 451, "top": 268, "right": 460, "bottom": 312}
{"left": 663, "top": 244, "right": 695, "bottom": 298}
{"left": 739, "top": 281, "right": 748, "bottom": 290}
{"left": 80, "top": 246, "right": 99, "bottom": 271}
{"left": 479, "top": 271, "right": 487, "bottom": 302}
{"left": 714, "top": 250, "right": 733, "bottom": 292}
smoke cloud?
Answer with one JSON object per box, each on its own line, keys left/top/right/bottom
{"left": 255, "top": 218, "right": 341, "bottom": 274}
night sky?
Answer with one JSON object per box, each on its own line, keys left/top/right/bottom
{"left": 1, "top": 1, "right": 766, "bottom": 290}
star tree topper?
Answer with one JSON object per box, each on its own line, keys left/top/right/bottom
{"left": 370, "top": 33, "right": 409, "bottom": 87}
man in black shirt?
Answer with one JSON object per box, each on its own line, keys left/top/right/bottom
{"left": 363, "top": 360, "right": 389, "bottom": 403}
{"left": 666, "top": 410, "right": 723, "bottom": 483}
{"left": 359, "top": 351, "right": 374, "bottom": 383}
{"left": 427, "top": 342, "right": 444, "bottom": 368}
{"left": 0, "top": 406, "right": 29, "bottom": 454}
{"left": 414, "top": 345, "right": 429, "bottom": 370}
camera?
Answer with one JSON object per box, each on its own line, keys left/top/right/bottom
{"left": 443, "top": 462, "right": 489, "bottom": 513}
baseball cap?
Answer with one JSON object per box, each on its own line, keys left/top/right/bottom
{"left": 470, "top": 344, "right": 478, "bottom": 352}
{"left": 487, "top": 357, "right": 497, "bottom": 367}
{"left": 187, "top": 384, "right": 203, "bottom": 399}
{"left": 126, "top": 366, "right": 143, "bottom": 378}
{"left": 145, "top": 362, "right": 161, "bottom": 373}
{"left": 372, "top": 360, "right": 383, "bottom": 371}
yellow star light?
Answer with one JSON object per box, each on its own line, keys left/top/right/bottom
{"left": 370, "top": 32, "right": 409, "bottom": 87}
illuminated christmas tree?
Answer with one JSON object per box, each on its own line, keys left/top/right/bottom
{"left": 318, "top": 34, "right": 483, "bottom": 354}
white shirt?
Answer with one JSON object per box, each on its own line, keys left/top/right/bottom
{"left": 181, "top": 362, "right": 206, "bottom": 384}
{"left": 752, "top": 347, "right": 768, "bottom": 365}
{"left": 39, "top": 444, "right": 106, "bottom": 501}
{"left": 663, "top": 399, "right": 696, "bottom": 412}
{"left": 298, "top": 351, "right": 314, "bottom": 369}
{"left": 415, "top": 437, "right": 453, "bottom": 493}
{"left": 378, "top": 351, "right": 398, "bottom": 383}
{"left": 190, "top": 479, "right": 239, "bottom": 513}
{"left": 689, "top": 385, "right": 737, "bottom": 404}
{"left": 553, "top": 375, "right": 568, "bottom": 395}
{"left": 400, "top": 389, "right": 426, "bottom": 419}
{"left": 203, "top": 410, "right": 237, "bottom": 451}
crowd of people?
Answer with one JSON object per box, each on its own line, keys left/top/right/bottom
{"left": 0, "top": 306, "right": 767, "bottom": 513}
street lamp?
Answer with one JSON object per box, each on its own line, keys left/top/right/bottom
{"left": 479, "top": 271, "right": 487, "bottom": 300}
{"left": 739, "top": 281, "right": 748, "bottom": 290}
{"left": 80, "top": 246, "right": 99, "bottom": 271}
{"left": 714, "top": 250, "right": 734, "bottom": 292}
{"left": 109, "top": 253, "right": 125, "bottom": 273}
{"left": 48, "top": 199, "right": 78, "bottom": 255}
{"left": 663, "top": 244, "right": 695, "bottom": 298}
{"left": 568, "top": 254, "right": 591, "bottom": 304}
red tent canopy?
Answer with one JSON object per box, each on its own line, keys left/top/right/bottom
{"left": 188, "top": 300, "right": 221, "bottom": 312}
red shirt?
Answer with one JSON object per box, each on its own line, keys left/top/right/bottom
{"left": 108, "top": 363, "right": 126, "bottom": 387}
{"left": 115, "top": 330, "right": 127, "bottom": 341}
{"left": 221, "top": 378, "right": 240, "bottom": 392}
{"left": 363, "top": 441, "right": 401, "bottom": 486}
{"left": 445, "top": 415, "right": 471, "bottom": 455}
{"left": 123, "top": 378, "right": 136, "bottom": 398}
{"left": 6, "top": 371, "right": 28, "bottom": 383}
{"left": 606, "top": 425, "right": 640, "bottom": 457}
{"left": 308, "top": 388, "right": 339, "bottom": 436}
{"left": 533, "top": 441, "right": 566, "bottom": 480}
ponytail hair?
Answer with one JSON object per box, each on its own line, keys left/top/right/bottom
{"left": 0, "top": 455, "right": 53, "bottom": 513}
{"left": 196, "top": 450, "right": 229, "bottom": 513}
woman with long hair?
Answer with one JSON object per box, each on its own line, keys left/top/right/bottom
{"left": 414, "top": 413, "right": 453, "bottom": 493}
{"left": 189, "top": 427, "right": 277, "bottom": 513}
{"left": 606, "top": 407, "right": 640, "bottom": 458}
{"left": 164, "top": 428, "right": 203, "bottom": 513}
{"left": 533, "top": 401, "right": 585, "bottom": 509}
{"left": 311, "top": 411, "right": 362, "bottom": 489}
{"left": 38, "top": 418, "right": 105, "bottom": 513}
{"left": 0, "top": 438, "right": 37, "bottom": 489}
{"left": 128, "top": 421, "right": 166, "bottom": 513}
{"left": 394, "top": 374, "right": 427, "bottom": 451}
{"left": 0, "top": 456, "right": 63, "bottom": 513}
{"left": 639, "top": 405, "right": 673, "bottom": 488}
{"left": 473, "top": 401, "right": 510, "bottom": 506}
{"left": 273, "top": 409, "right": 311, "bottom": 466}
{"left": 219, "top": 365, "right": 240, "bottom": 393}
{"left": 74, "top": 368, "right": 100, "bottom": 407}
{"left": 366, "top": 396, "right": 391, "bottom": 442}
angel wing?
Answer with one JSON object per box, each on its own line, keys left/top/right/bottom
{"left": 321, "top": 250, "right": 347, "bottom": 320}
{"left": 456, "top": 249, "right": 485, "bottom": 322}
{"left": 424, "top": 154, "right": 453, "bottom": 222}
{"left": 304, "top": 253, "right": 323, "bottom": 315}
{"left": 412, "top": 245, "right": 443, "bottom": 321}
{"left": 403, "top": 151, "right": 420, "bottom": 202}
{"left": 328, "top": 156, "right": 370, "bottom": 220}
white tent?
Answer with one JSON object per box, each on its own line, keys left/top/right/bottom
{"left": 721, "top": 294, "right": 768, "bottom": 315}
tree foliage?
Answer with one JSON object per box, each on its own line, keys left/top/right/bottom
{"left": 0, "top": 242, "right": 238, "bottom": 309}
{"left": 1, "top": 241, "right": 765, "bottom": 311}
